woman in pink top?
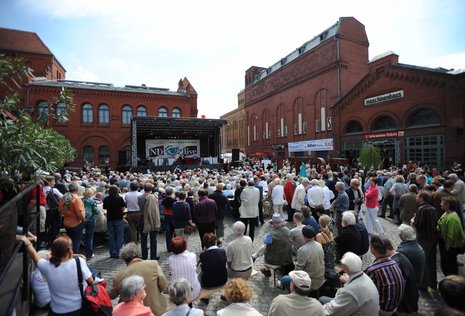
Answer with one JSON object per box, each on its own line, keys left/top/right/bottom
{"left": 113, "top": 275, "right": 154, "bottom": 316}
{"left": 364, "top": 177, "right": 384, "bottom": 235}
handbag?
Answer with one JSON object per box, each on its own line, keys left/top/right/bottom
{"left": 75, "top": 257, "right": 112, "bottom": 316}
{"left": 184, "top": 223, "right": 197, "bottom": 235}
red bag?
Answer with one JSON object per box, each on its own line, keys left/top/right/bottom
{"left": 75, "top": 257, "right": 113, "bottom": 315}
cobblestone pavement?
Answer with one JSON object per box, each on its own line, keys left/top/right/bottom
{"left": 36, "top": 209, "right": 464, "bottom": 316}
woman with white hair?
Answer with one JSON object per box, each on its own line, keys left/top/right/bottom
{"left": 271, "top": 179, "right": 286, "bottom": 220}
{"left": 113, "top": 275, "right": 153, "bottom": 316}
{"left": 162, "top": 279, "right": 204, "bottom": 316}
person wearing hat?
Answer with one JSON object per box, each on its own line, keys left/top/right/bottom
{"left": 256, "top": 213, "right": 294, "bottom": 277}
{"left": 320, "top": 252, "right": 379, "bottom": 315}
{"left": 280, "top": 225, "right": 325, "bottom": 296}
{"left": 268, "top": 270, "right": 324, "bottom": 316}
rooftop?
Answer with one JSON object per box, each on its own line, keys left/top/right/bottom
{"left": 0, "top": 27, "right": 52, "bottom": 55}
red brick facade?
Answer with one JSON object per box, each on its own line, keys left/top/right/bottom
{"left": 0, "top": 28, "right": 198, "bottom": 170}
{"left": 243, "top": 17, "right": 369, "bottom": 162}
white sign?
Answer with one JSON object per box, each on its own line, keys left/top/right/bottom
{"left": 145, "top": 139, "right": 200, "bottom": 159}
{"left": 289, "top": 138, "right": 333, "bottom": 152}
{"left": 364, "top": 90, "right": 404, "bottom": 106}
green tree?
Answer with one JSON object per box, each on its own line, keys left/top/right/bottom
{"left": 0, "top": 54, "right": 76, "bottom": 190}
{"left": 358, "top": 145, "right": 382, "bottom": 170}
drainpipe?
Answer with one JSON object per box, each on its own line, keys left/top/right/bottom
{"left": 336, "top": 36, "right": 341, "bottom": 99}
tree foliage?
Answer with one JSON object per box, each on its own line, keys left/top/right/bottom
{"left": 358, "top": 145, "right": 382, "bottom": 170}
{"left": 0, "top": 54, "right": 76, "bottom": 186}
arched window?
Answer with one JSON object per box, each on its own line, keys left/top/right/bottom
{"left": 99, "top": 145, "right": 110, "bottom": 164}
{"left": 56, "top": 102, "right": 67, "bottom": 124}
{"left": 158, "top": 107, "right": 168, "bottom": 117}
{"left": 372, "top": 116, "right": 396, "bottom": 131}
{"left": 122, "top": 105, "right": 132, "bottom": 124}
{"left": 136, "top": 105, "right": 147, "bottom": 117}
{"left": 83, "top": 145, "right": 94, "bottom": 163}
{"left": 345, "top": 120, "right": 364, "bottom": 134}
{"left": 408, "top": 109, "right": 440, "bottom": 127}
{"left": 99, "top": 104, "right": 110, "bottom": 124}
{"left": 82, "top": 103, "right": 93, "bottom": 124}
{"left": 37, "top": 101, "right": 49, "bottom": 120}
{"left": 172, "top": 107, "right": 181, "bottom": 118}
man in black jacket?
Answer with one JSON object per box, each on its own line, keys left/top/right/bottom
{"left": 208, "top": 183, "right": 229, "bottom": 243}
{"left": 335, "top": 211, "right": 361, "bottom": 260}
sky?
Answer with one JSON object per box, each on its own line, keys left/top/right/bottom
{"left": 1, "top": 0, "right": 464, "bottom": 119}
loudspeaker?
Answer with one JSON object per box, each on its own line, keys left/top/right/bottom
{"left": 232, "top": 148, "right": 240, "bottom": 162}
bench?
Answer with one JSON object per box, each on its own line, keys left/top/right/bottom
{"left": 263, "top": 263, "right": 282, "bottom": 288}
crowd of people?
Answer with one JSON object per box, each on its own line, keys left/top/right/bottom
{"left": 19, "top": 159, "right": 465, "bottom": 315}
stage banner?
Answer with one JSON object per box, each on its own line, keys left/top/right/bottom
{"left": 145, "top": 139, "right": 200, "bottom": 159}
{"left": 288, "top": 138, "right": 333, "bottom": 153}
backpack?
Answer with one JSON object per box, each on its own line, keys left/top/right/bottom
{"left": 75, "top": 257, "right": 112, "bottom": 316}
{"left": 46, "top": 188, "right": 60, "bottom": 210}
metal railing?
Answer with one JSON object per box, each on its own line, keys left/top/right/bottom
{"left": 0, "top": 183, "right": 39, "bottom": 316}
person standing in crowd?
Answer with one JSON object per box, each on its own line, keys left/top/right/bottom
{"left": 307, "top": 179, "right": 327, "bottom": 214}
{"left": 27, "top": 181, "right": 47, "bottom": 247}
{"left": 110, "top": 243, "right": 168, "bottom": 316}
{"left": 138, "top": 182, "right": 161, "bottom": 260}
{"left": 449, "top": 173, "right": 465, "bottom": 214}
{"left": 168, "top": 237, "right": 201, "bottom": 301}
{"left": 217, "top": 278, "right": 262, "bottom": 316}
{"left": 380, "top": 172, "right": 395, "bottom": 218}
{"left": 232, "top": 179, "right": 246, "bottom": 219}
{"left": 193, "top": 189, "right": 217, "bottom": 249}
{"left": 412, "top": 190, "right": 439, "bottom": 291}
{"left": 208, "top": 183, "right": 229, "bottom": 243}
{"left": 269, "top": 270, "right": 324, "bottom": 316}
{"left": 364, "top": 177, "right": 384, "bottom": 236}
{"left": 437, "top": 196, "right": 465, "bottom": 276}
{"left": 398, "top": 184, "right": 418, "bottom": 225}
{"left": 319, "top": 179, "right": 334, "bottom": 215}
{"left": 320, "top": 252, "right": 379, "bottom": 315}
{"left": 330, "top": 182, "right": 349, "bottom": 236}
{"left": 226, "top": 221, "right": 254, "bottom": 279}
{"left": 365, "top": 235, "right": 405, "bottom": 315}
{"left": 124, "top": 181, "right": 142, "bottom": 243}
{"left": 103, "top": 185, "right": 126, "bottom": 258}
{"left": 253, "top": 176, "right": 265, "bottom": 226}
{"left": 59, "top": 182, "right": 85, "bottom": 254}
{"left": 284, "top": 174, "right": 297, "bottom": 222}
{"left": 397, "top": 224, "right": 425, "bottom": 286}
{"left": 82, "top": 187, "right": 99, "bottom": 260}
{"left": 172, "top": 191, "right": 195, "bottom": 242}
{"left": 432, "top": 180, "right": 454, "bottom": 217}
{"left": 291, "top": 178, "right": 310, "bottom": 215}
{"left": 389, "top": 175, "right": 409, "bottom": 224}
{"left": 281, "top": 226, "right": 325, "bottom": 297}
{"left": 239, "top": 180, "right": 260, "bottom": 241}
{"left": 43, "top": 175, "right": 63, "bottom": 246}
{"left": 347, "top": 178, "right": 364, "bottom": 219}
{"left": 162, "top": 186, "right": 176, "bottom": 252}
{"left": 271, "top": 178, "right": 286, "bottom": 220}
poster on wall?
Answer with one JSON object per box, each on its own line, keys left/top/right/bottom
{"left": 145, "top": 139, "right": 200, "bottom": 159}
{"left": 288, "top": 138, "right": 333, "bottom": 153}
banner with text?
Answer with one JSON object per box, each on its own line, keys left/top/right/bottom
{"left": 288, "top": 138, "right": 333, "bottom": 153}
{"left": 145, "top": 139, "right": 200, "bottom": 158}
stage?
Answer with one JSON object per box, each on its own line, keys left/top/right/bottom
{"left": 131, "top": 163, "right": 225, "bottom": 173}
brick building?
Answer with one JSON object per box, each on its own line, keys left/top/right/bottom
{"left": 220, "top": 90, "right": 246, "bottom": 154}
{"left": 332, "top": 52, "right": 465, "bottom": 170}
{"left": 0, "top": 27, "right": 199, "bottom": 170}
{"left": 243, "top": 17, "right": 369, "bottom": 162}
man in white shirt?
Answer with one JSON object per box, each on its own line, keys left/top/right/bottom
{"left": 226, "top": 221, "right": 254, "bottom": 279}
{"left": 307, "top": 179, "right": 327, "bottom": 212}
{"left": 124, "top": 181, "right": 142, "bottom": 243}
{"left": 292, "top": 178, "right": 310, "bottom": 212}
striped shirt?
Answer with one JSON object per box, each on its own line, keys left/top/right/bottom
{"left": 365, "top": 257, "right": 405, "bottom": 313}
{"left": 413, "top": 202, "right": 439, "bottom": 242}
{"left": 168, "top": 251, "right": 201, "bottom": 300}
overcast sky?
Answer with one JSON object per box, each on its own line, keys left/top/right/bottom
{"left": 1, "top": 0, "right": 464, "bottom": 119}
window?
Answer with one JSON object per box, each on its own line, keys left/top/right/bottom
{"left": 37, "top": 101, "right": 49, "bottom": 120}
{"left": 99, "top": 104, "right": 110, "bottom": 124}
{"left": 122, "top": 105, "right": 132, "bottom": 124}
{"left": 82, "top": 103, "right": 93, "bottom": 124}
{"left": 158, "top": 107, "right": 168, "bottom": 117}
{"left": 408, "top": 109, "right": 440, "bottom": 127}
{"left": 56, "top": 102, "right": 67, "bottom": 124}
{"left": 172, "top": 107, "right": 181, "bottom": 118}
{"left": 136, "top": 106, "right": 147, "bottom": 117}
{"left": 405, "top": 135, "right": 444, "bottom": 170}
{"left": 99, "top": 145, "right": 110, "bottom": 164}
{"left": 345, "top": 121, "right": 364, "bottom": 134}
{"left": 372, "top": 116, "right": 396, "bottom": 131}
{"left": 83, "top": 145, "right": 94, "bottom": 163}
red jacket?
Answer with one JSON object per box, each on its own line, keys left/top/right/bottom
{"left": 284, "top": 180, "right": 296, "bottom": 204}
{"left": 365, "top": 185, "right": 379, "bottom": 208}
